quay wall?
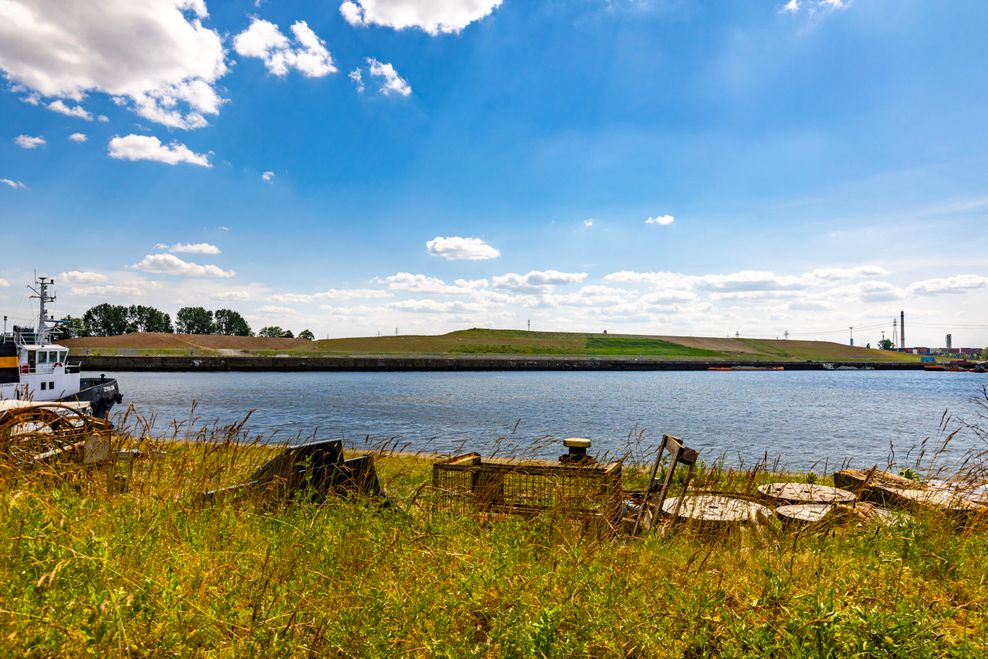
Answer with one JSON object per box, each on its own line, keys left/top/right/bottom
{"left": 78, "top": 355, "right": 926, "bottom": 372}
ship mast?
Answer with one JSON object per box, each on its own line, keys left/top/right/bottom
{"left": 28, "top": 275, "right": 56, "bottom": 344}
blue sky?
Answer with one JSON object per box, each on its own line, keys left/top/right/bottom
{"left": 1, "top": 0, "right": 987, "bottom": 347}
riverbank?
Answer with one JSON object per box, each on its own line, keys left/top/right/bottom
{"left": 2, "top": 437, "right": 985, "bottom": 655}
{"left": 77, "top": 353, "right": 927, "bottom": 372}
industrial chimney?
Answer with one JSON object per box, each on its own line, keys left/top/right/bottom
{"left": 900, "top": 311, "right": 905, "bottom": 349}
{"left": 946, "top": 334, "right": 952, "bottom": 351}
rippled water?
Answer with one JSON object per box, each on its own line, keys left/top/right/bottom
{"left": 93, "top": 370, "right": 988, "bottom": 470}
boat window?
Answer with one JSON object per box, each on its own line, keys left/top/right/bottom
{"left": 41, "top": 382, "right": 46, "bottom": 390}
{"left": 28, "top": 351, "right": 36, "bottom": 369}
{"left": 37, "top": 351, "right": 48, "bottom": 363}
{"left": 60, "top": 351, "right": 67, "bottom": 362}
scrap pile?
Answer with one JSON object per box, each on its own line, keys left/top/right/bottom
{"left": 430, "top": 434, "right": 987, "bottom": 536}
{"left": 0, "top": 400, "right": 113, "bottom": 469}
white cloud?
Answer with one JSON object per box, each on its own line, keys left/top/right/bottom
{"left": 349, "top": 68, "right": 365, "bottom": 92}
{"left": 389, "top": 299, "right": 482, "bottom": 314}
{"left": 270, "top": 288, "right": 391, "bottom": 303}
{"left": 808, "top": 265, "right": 888, "bottom": 280}
{"left": 58, "top": 270, "right": 108, "bottom": 285}
{"left": 47, "top": 99, "right": 92, "bottom": 120}
{"left": 262, "top": 171, "right": 275, "bottom": 183}
{"left": 583, "top": 219, "right": 594, "bottom": 227}
{"left": 781, "top": 0, "right": 799, "bottom": 13}
{"left": 492, "top": 270, "right": 588, "bottom": 291}
{"left": 71, "top": 284, "right": 145, "bottom": 297}
{"left": 108, "top": 134, "right": 210, "bottom": 167}
{"left": 0, "top": 1, "right": 228, "bottom": 130}
{"left": 257, "top": 305, "right": 296, "bottom": 315}
{"left": 1, "top": 178, "right": 27, "bottom": 189}
{"left": 68, "top": 132, "right": 87, "bottom": 143}
{"left": 381, "top": 272, "right": 487, "bottom": 295}
{"left": 426, "top": 236, "right": 499, "bottom": 260}
{"left": 645, "top": 214, "right": 675, "bottom": 226}
{"left": 212, "top": 290, "right": 252, "bottom": 301}
{"left": 366, "top": 58, "right": 411, "bottom": 96}
{"left": 154, "top": 242, "right": 221, "bottom": 255}
{"left": 132, "top": 253, "right": 235, "bottom": 278}
{"left": 339, "top": 0, "right": 503, "bottom": 35}
{"left": 0, "top": 278, "right": 9, "bottom": 287}
{"left": 14, "top": 134, "right": 45, "bottom": 149}
{"left": 908, "top": 274, "right": 988, "bottom": 297}
{"left": 233, "top": 18, "right": 336, "bottom": 78}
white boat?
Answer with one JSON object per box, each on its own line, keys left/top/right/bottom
{"left": 1, "top": 276, "right": 122, "bottom": 417}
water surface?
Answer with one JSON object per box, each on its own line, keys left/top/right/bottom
{"left": 92, "top": 370, "right": 988, "bottom": 470}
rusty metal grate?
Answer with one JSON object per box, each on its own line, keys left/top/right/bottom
{"left": 431, "top": 453, "right": 623, "bottom": 521}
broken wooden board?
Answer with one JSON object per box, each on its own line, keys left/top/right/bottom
{"left": 661, "top": 495, "right": 773, "bottom": 527}
{"left": 758, "top": 482, "right": 855, "bottom": 505}
{"left": 776, "top": 502, "right": 907, "bottom": 528}
{"left": 833, "top": 469, "right": 984, "bottom": 515}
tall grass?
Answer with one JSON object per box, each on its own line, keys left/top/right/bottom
{"left": 1, "top": 400, "right": 987, "bottom": 655}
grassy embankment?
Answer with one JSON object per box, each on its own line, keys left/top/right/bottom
{"left": 1, "top": 414, "right": 985, "bottom": 655}
{"left": 66, "top": 328, "right": 922, "bottom": 363}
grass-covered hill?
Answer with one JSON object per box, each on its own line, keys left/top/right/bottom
{"left": 64, "top": 328, "right": 921, "bottom": 363}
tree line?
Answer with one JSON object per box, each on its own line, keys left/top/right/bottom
{"left": 62, "top": 304, "right": 314, "bottom": 340}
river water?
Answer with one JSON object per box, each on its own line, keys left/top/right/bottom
{"left": 92, "top": 370, "right": 988, "bottom": 471}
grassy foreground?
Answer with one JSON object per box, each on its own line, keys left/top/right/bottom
{"left": 1, "top": 428, "right": 986, "bottom": 656}
{"left": 66, "top": 328, "right": 923, "bottom": 363}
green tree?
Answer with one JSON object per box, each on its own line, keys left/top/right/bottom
{"left": 877, "top": 338, "right": 895, "bottom": 350}
{"left": 257, "top": 326, "right": 285, "bottom": 338}
{"left": 981, "top": 347, "right": 987, "bottom": 361}
{"left": 82, "top": 303, "right": 129, "bottom": 337}
{"left": 282, "top": 329, "right": 294, "bottom": 338}
{"left": 127, "top": 305, "right": 173, "bottom": 333}
{"left": 176, "top": 307, "right": 215, "bottom": 334}
{"left": 58, "top": 315, "right": 90, "bottom": 338}
{"left": 297, "top": 329, "right": 315, "bottom": 341}
{"left": 213, "top": 309, "right": 252, "bottom": 336}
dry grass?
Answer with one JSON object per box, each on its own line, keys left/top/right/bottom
{"left": 2, "top": 394, "right": 987, "bottom": 655}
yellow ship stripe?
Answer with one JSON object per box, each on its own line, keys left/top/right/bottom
{"left": 0, "top": 356, "right": 19, "bottom": 369}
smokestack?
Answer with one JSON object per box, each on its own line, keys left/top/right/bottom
{"left": 946, "top": 333, "right": 952, "bottom": 350}
{"left": 900, "top": 311, "right": 905, "bottom": 349}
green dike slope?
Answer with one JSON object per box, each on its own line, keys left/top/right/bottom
{"left": 65, "top": 328, "right": 921, "bottom": 362}
{"left": 284, "top": 328, "right": 919, "bottom": 363}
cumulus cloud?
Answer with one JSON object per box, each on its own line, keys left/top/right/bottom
{"left": 0, "top": 278, "right": 9, "bottom": 287}
{"left": 233, "top": 18, "right": 336, "bottom": 78}
{"left": 492, "top": 270, "right": 588, "bottom": 291}
{"left": 382, "top": 272, "right": 487, "bottom": 295}
{"left": 1, "top": 178, "right": 27, "bottom": 189}
{"left": 154, "top": 242, "right": 221, "bottom": 255}
{"left": 257, "top": 305, "right": 296, "bottom": 315}
{"left": 339, "top": 0, "right": 503, "bottom": 35}
{"left": 389, "top": 299, "right": 482, "bottom": 314}
{"left": 132, "top": 253, "right": 235, "bottom": 278}
{"left": 0, "top": 1, "right": 228, "bottom": 130}
{"left": 348, "top": 68, "right": 365, "bottom": 92}
{"left": 426, "top": 236, "right": 499, "bottom": 260}
{"left": 68, "top": 132, "right": 87, "bottom": 143}
{"left": 71, "top": 284, "right": 146, "bottom": 297}
{"left": 108, "top": 134, "right": 210, "bottom": 167}
{"left": 645, "top": 214, "right": 675, "bottom": 226}
{"left": 47, "top": 99, "right": 92, "bottom": 120}
{"left": 58, "top": 270, "right": 108, "bottom": 285}
{"left": 212, "top": 290, "right": 252, "bottom": 301}
{"left": 908, "top": 274, "right": 988, "bottom": 296}
{"left": 14, "top": 134, "right": 45, "bottom": 149}
{"left": 583, "top": 219, "right": 594, "bottom": 227}
{"left": 270, "top": 288, "right": 391, "bottom": 303}
{"left": 366, "top": 58, "right": 411, "bottom": 96}
{"left": 808, "top": 265, "right": 889, "bottom": 280}
{"left": 262, "top": 171, "right": 275, "bottom": 183}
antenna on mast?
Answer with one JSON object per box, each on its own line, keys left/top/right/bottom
{"left": 27, "top": 275, "right": 56, "bottom": 344}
